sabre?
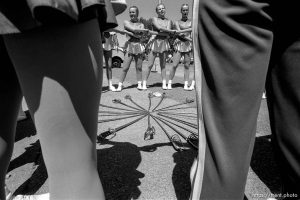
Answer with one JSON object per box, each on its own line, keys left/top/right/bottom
{"left": 124, "top": 95, "right": 147, "bottom": 111}
{"left": 98, "top": 113, "right": 144, "bottom": 123}
{"left": 98, "top": 114, "right": 148, "bottom": 140}
{"left": 155, "top": 98, "right": 194, "bottom": 112}
{"left": 157, "top": 112, "right": 198, "bottom": 129}
{"left": 158, "top": 111, "right": 197, "bottom": 119}
{"left": 112, "top": 99, "right": 143, "bottom": 111}
{"left": 100, "top": 103, "right": 138, "bottom": 112}
{"left": 155, "top": 114, "right": 198, "bottom": 135}
{"left": 98, "top": 110, "right": 146, "bottom": 116}
{"left": 144, "top": 114, "right": 155, "bottom": 140}
{"left": 148, "top": 92, "right": 154, "bottom": 111}
{"left": 150, "top": 114, "right": 185, "bottom": 151}
{"left": 156, "top": 106, "right": 195, "bottom": 112}
{"left": 154, "top": 115, "right": 198, "bottom": 150}
{"left": 151, "top": 92, "right": 166, "bottom": 112}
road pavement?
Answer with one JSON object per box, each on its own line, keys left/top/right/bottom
{"left": 6, "top": 61, "right": 281, "bottom": 200}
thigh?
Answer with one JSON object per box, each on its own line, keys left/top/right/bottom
{"left": 172, "top": 52, "right": 182, "bottom": 67}
{"left": 0, "top": 37, "right": 22, "bottom": 143}
{"left": 183, "top": 52, "right": 191, "bottom": 66}
{"left": 103, "top": 50, "right": 112, "bottom": 67}
{"left": 134, "top": 55, "right": 143, "bottom": 68}
{"left": 3, "top": 19, "right": 103, "bottom": 142}
{"left": 122, "top": 53, "right": 133, "bottom": 70}
{"left": 147, "top": 52, "right": 156, "bottom": 66}
{"left": 158, "top": 52, "right": 167, "bottom": 68}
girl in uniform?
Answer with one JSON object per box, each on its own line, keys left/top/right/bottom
{"left": 116, "top": 6, "right": 149, "bottom": 91}
{"left": 168, "top": 4, "right": 194, "bottom": 90}
{"left": 142, "top": 4, "right": 176, "bottom": 90}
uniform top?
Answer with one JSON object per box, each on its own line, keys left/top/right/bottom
{"left": 0, "top": 0, "right": 125, "bottom": 34}
{"left": 152, "top": 17, "right": 172, "bottom": 40}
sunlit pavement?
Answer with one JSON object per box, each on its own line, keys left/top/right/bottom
{"left": 6, "top": 61, "right": 280, "bottom": 199}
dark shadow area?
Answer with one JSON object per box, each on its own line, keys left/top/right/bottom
{"left": 8, "top": 140, "right": 48, "bottom": 195}
{"left": 172, "top": 148, "right": 197, "bottom": 200}
{"left": 147, "top": 82, "right": 163, "bottom": 88}
{"left": 97, "top": 140, "right": 144, "bottom": 200}
{"left": 15, "top": 111, "right": 36, "bottom": 142}
{"left": 250, "top": 135, "right": 282, "bottom": 194}
{"left": 97, "top": 140, "right": 180, "bottom": 200}
{"left": 170, "top": 83, "right": 185, "bottom": 89}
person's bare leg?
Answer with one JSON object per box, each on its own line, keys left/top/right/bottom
{"left": 183, "top": 53, "right": 192, "bottom": 90}
{"left": 104, "top": 50, "right": 116, "bottom": 91}
{"left": 134, "top": 55, "right": 143, "bottom": 89}
{"left": 168, "top": 52, "right": 181, "bottom": 90}
{"left": 0, "top": 38, "right": 22, "bottom": 200}
{"left": 116, "top": 53, "right": 133, "bottom": 91}
{"left": 4, "top": 19, "right": 105, "bottom": 200}
{"left": 159, "top": 52, "right": 168, "bottom": 89}
{"left": 142, "top": 52, "right": 156, "bottom": 89}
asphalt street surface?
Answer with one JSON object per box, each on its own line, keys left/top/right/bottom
{"left": 6, "top": 61, "right": 281, "bottom": 200}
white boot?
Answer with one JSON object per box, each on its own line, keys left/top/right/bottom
{"left": 137, "top": 81, "right": 142, "bottom": 90}
{"left": 162, "top": 80, "right": 168, "bottom": 90}
{"left": 167, "top": 80, "right": 172, "bottom": 90}
{"left": 142, "top": 80, "right": 147, "bottom": 90}
{"left": 116, "top": 82, "right": 123, "bottom": 92}
{"left": 188, "top": 80, "right": 195, "bottom": 90}
{"left": 184, "top": 81, "right": 189, "bottom": 90}
{"left": 108, "top": 80, "right": 116, "bottom": 91}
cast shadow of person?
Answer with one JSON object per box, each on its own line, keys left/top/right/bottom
{"left": 97, "top": 139, "right": 144, "bottom": 200}
{"left": 15, "top": 111, "right": 36, "bottom": 143}
{"left": 97, "top": 139, "right": 172, "bottom": 200}
{"left": 250, "top": 135, "right": 282, "bottom": 194}
{"left": 8, "top": 140, "right": 48, "bottom": 195}
{"left": 8, "top": 113, "right": 48, "bottom": 195}
{"left": 172, "top": 147, "right": 197, "bottom": 200}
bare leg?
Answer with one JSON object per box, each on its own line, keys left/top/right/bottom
{"left": 159, "top": 52, "right": 168, "bottom": 89}
{"left": 183, "top": 52, "right": 192, "bottom": 90}
{"left": 4, "top": 19, "right": 105, "bottom": 200}
{"left": 103, "top": 50, "right": 116, "bottom": 91}
{"left": 168, "top": 52, "right": 182, "bottom": 89}
{"left": 0, "top": 38, "right": 22, "bottom": 200}
{"left": 142, "top": 52, "right": 156, "bottom": 89}
{"left": 116, "top": 53, "right": 133, "bottom": 91}
{"left": 134, "top": 55, "right": 143, "bottom": 89}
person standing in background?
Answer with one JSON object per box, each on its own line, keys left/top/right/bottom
{"left": 115, "top": 6, "right": 149, "bottom": 91}
{"left": 168, "top": 4, "right": 194, "bottom": 91}
{"left": 102, "top": 31, "right": 122, "bottom": 91}
{"left": 142, "top": 3, "right": 175, "bottom": 90}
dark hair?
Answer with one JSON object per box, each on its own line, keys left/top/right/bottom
{"left": 181, "top": 4, "right": 189, "bottom": 12}
{"left": 129, "top": 6, "right": 139, "bottom": 17}
{"left": 156, "top": 3, "right": 166, "bottom": 12}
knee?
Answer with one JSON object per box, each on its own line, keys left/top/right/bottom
{"left": 184, "top": 64, "right": 190, "bottom": 69}
{"left": 122, "top": 66, "right": 130, "bottom": 73}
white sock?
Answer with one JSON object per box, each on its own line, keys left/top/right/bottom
{"left": 184, "top": 81, "right": 189, "bottom": 90}
{"left": 190, "top": 80, "right": 195, "bottom": 87}
{"left": 167, "top": 80, "right": 172, "bottom": 89}
{"left": 142, "top": 80, "right": 147, "bottom": 89}
{"left": 109, "top": 80, "right": 113, "bottom": 87}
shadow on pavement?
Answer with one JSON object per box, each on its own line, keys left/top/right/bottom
{"left": 8, "top": 141, "right": 48, "bottom": 195}
{"left": 97, "top": 140, "right": 144, "bottom": 200}
{"left": 15, "top": 111, "right": 36, "bottom": 142}
{"left": 172, "top": 148, "right": 197, "bottom": 200}
{"left": 250, "top": 135, "right": 282, "bottom": 194}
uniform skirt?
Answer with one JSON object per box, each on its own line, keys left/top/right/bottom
{"left": 0, "top": 0, "right": 125, "bottom": 34}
